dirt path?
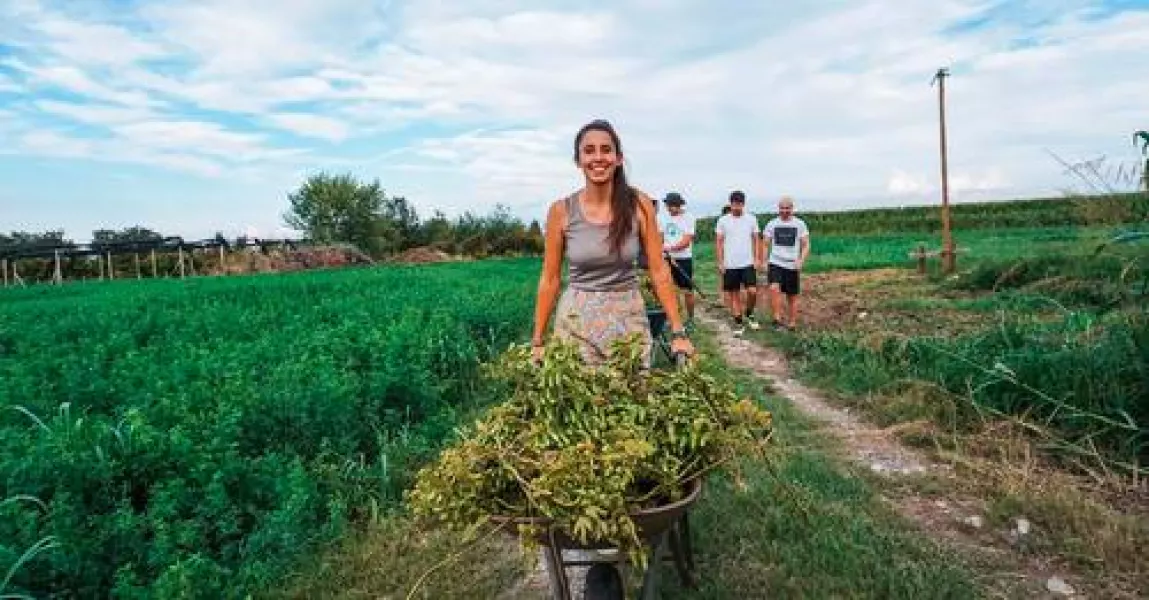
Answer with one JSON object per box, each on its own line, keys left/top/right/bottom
{"left": 696, "top": 308, "right": 1084, "bottom": 599}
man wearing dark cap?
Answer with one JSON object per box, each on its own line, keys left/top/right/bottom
{"left": 659, "top": 192, "right": 697, "bottom": 322}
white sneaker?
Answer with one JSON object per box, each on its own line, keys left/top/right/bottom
{"left": 746, "top": 316, "right": 761, "bottom": 331}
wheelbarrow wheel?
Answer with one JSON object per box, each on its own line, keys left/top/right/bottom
{"left": 583, "top": 563, "right": 624, "bottom": 600}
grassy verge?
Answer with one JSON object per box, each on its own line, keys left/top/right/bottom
{"left": 654, "top": 330, "right": 988, "bottom": 599}
{"left": 717, "top": 247, "right": 1149, "bottom": 595}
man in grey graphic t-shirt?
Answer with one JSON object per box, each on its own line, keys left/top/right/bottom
{"left": 760, "top": 196, "right": 810, "bottom": 330}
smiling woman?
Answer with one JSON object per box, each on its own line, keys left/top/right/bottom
{"left": 530, "top": 119, "right": 694, "bottom": 367}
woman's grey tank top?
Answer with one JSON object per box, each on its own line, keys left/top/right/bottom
{"left": 564, "top": 193, "right": 641, "bottom": 291}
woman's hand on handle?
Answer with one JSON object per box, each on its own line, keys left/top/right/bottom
{"left": 671, "top": 336, "right": 695, "bottom": 358}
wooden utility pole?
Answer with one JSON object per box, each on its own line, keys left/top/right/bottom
{"left": 932, "top": 67, "right": 956, "bottom": 274}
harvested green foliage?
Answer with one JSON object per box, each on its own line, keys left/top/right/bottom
{"left": 405, "top": 335, "right": 774, "bottom": 567}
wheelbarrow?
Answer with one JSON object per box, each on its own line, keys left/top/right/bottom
{"left": 490, "top": 476, "right": 702, "bottom": 600}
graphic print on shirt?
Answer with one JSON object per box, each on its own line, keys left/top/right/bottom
{"left": 661, "top": 213, "right": 695, "bottom": 259}
{"left": 763, "top": 216, "right": 808, "bottom": 270}
{"left": 773, "top": 225, "right": 798, "bottom": 248}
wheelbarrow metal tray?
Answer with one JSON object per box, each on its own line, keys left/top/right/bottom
{"left": 488, "top": 477, "right": 702, "bottom": 549}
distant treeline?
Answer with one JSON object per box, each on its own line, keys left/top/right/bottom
{"left": 693, "top": 192, "right": 1149, "bottom": 241}
{"left": 281, "top": 172, "right": 543, "bottom": 258}
{"left": 2, "top": 171, "right": 548, "bottom": 283}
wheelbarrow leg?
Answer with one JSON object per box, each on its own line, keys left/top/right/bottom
{"left": 668, "top": 519, "right": 696, "bottom": 589}
{"left": 542, "top": 537, "right": 573, "bottom": 600}
{"left": 638, "top": 532, "right": 667, "bottom": 600}
{"left": 680, "top": 513, "right": 696, "bottom": 572}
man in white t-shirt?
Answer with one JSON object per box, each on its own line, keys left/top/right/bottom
{"left": 659, "top": 192, "right": 697, "bottom": 322}
{"left": 760, "top": 195, "right": 810, "bottom": 330}
{"left": 714, "top": 190, "right": 761, "bottom": 334}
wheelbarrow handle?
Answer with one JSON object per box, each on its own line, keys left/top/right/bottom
{"left": 662, "top": 253, "right": 707, "bottom": 300}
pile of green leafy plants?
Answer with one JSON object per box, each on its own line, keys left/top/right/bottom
{"left": 405, "top": 335, "right": 774, "bottom": 565}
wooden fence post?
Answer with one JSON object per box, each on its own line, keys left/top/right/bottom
{"left": 53, "top": 250, "right": 63, "bottom": 285}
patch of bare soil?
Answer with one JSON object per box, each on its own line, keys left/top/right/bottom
{"left": 391, "top": 246, "right": 458, "bottom": 264}
{"left": 211, "top": 245, "right": 374, "bottom": 275}
{"left": 698, "top": 308, "right": 1110, "bottom": 599}
{"left": 793, "top": 268, "right": 988, "bottom": 337}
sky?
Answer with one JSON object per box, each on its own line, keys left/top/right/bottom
{"left": 1, "top": 0, "right": 1147, "bottom": 242}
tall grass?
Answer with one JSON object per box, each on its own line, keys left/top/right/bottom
{"left": 0, "top": 495, "right": 58, "bottom": 600}
{"left": 782, "top": 243, "right": 1149, "bottom": 475}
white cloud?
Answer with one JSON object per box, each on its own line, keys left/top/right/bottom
{"left": 114, "top": 120, "right": 272, "bottom": 161}
{"left": 888, "top": 170, "right": 933, "bottom": 196}
{"left": 32, "top": 17, "right": 169, "bottom": 67}
{"left": 266, "top": 113, "right": 351, "bottom": 142}
{"left": 20, "top": 63, "right": 161, "bottom": 108}
{"left": 15, "top": 129, "right": 225, "bottom": 177}
{"left": 34, "top": 100, "right": 156, "bottom": 126}
{"left": 138, "top": 0, "right": 389, "bottom": 77}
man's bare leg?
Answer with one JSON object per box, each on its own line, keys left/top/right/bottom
{"left": 788, "top": 294, "right": 800, "bottom": 329}
{"left": 729, "top": 288, "right": 743, "bottom": 323}
{"left": 770, "top": 284, "right": 785, "bottom": 325}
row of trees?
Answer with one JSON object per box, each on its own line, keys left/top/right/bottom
{"left": 1, "top": 171, "right": 543, "bottom": 266}
{"left": 282, "top": 172, "right": 544, "bottom": 258}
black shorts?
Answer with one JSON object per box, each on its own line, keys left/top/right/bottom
{"left": 767, "top": 263, "right": 800, "bottom": 295}
{"left": 665, "top": 257, "right": 693, "bottom": 290}
{"left": 722, "top": 266, "right": 757, "bottom": 291}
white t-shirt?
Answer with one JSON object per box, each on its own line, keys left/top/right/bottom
{"left": 659, "top": 212, "right": 696, "bottom": 259}
{"left": 762, "top": 216, "right": 809, "bottom": 270}
{"left": 715, "top": 213, "right": 759, "bottom": 269}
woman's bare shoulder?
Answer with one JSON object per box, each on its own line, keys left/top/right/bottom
{"left": 545, "top": 192, "right": 575, "bottom": 227}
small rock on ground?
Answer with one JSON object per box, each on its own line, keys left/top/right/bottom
{"left": 1046, "top": 576, "right": 1076, "bottom": 596}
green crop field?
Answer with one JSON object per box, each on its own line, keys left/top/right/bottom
{"left": 692, "top": 192, "right": 1149, "bottom": 239}
{"left": 0, "top": 260, "right": 539, "bottom": 598}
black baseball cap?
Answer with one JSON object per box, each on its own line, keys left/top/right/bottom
{"left": 663, "top": 192, "right": 685, "bottom": 206}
